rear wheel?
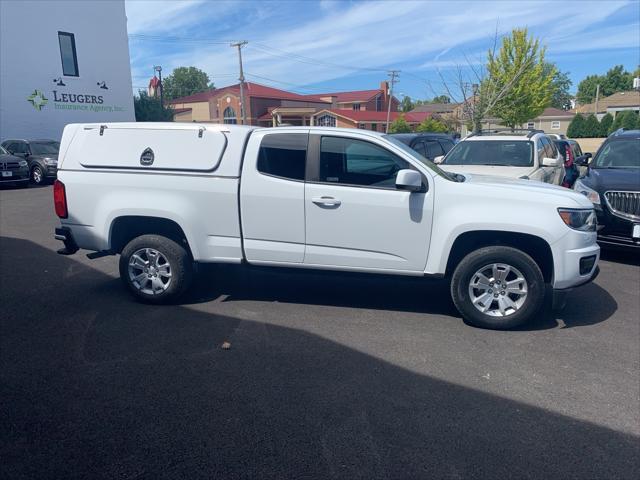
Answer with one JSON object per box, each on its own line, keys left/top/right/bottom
{"left": 119, "top": 234, "right": 193, "bottom": 304}
{"left": 450, "top": 246, "right": 545, "bottom": 329}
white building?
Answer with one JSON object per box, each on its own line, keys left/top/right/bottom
{"left": 0, "top": 0, "right": 134, "bottom": 141}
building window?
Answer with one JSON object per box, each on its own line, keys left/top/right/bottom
{"left": 223, "top": 106, "right": 237, "bottom": 124}
{"left": 358, "top": 123, "right": 366, "bottom": 129}
{"left": 526, "top": 122, "right": 535, "bottom": 129}
{"left": 257, "top": 133, "right": 307, "bottom": 181}
{"left": 58, "top": 32, "right": 79, "bottom": 77}
{"left": 371, "top": 123, "right": 377, "bottom": 131}
{"left": 551, "top": 121, "right": 561, "bottom": 129}
{"left": 353, "top": 103, "right": 361, "bottom": 111}
{"left": 316, "top": 114, "right": 336, "bottom": 127}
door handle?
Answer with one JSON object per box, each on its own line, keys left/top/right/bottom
{"left": 312, "top": 196, "right": 341, "bottom": 206}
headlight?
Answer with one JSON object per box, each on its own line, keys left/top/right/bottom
{"left": 44, "top": 158, "right": 58, "bottom": 166}
{"left": 573, "top": 179, "right": 600, "bottom": 205}
{"left": 19, "top": 160, "right": 28, "bottom": 167}
{"left": 558, "top": 208, "right": 597, "bottom": 232}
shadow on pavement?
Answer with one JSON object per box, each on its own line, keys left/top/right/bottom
{"left": 1, "top": 237, "right": 637, "bottom": 479}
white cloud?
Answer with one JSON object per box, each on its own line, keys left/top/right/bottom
{"left": 126, "top": 0, "right": 638, "bottom": 91}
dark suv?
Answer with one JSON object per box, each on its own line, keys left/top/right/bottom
{"left": 0, "top": 145, "right": 29, "bottom": 187}
{"left": 388, "top": 133, "right": 456, "bottom": 162}
{"left": 1, "top": 139, "right": 60, "bottom": 185}
{"left": 573, "top": 129, "right": 640, "bottom": 249}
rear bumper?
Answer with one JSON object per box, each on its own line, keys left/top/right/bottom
{"left": 55, "top": 227, "right": 79, "bottom": 255}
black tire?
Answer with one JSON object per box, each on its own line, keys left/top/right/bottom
{"left": 119, "top": 234, "right": 193, "bottom": 304}
{"left": 450, "top": 246, "right": 545, "bottom": 330}
{"left": 31, "top": 166, "right": 44, "bottom": 185}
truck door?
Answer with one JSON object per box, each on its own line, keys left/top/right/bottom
{"left": 240, "top": 131, "right": 308, "bottom": 263}
{"left": 304, "top": 133, "right": 432, "bottom": 272}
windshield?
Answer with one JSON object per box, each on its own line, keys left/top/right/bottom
{"left": 30, "top": 142, "right": 60, "bottom": 155}
{"left": 592, "top": 138, "right": 639, "bottom": 168}
{"left": 383, "top": 134, "right": 454, "bottom": 180}
{"left": 0, "top": 146, "right": 7, "bottom": 155}
{"left": 444, "top": 140, "right": 534, "bottom": 167}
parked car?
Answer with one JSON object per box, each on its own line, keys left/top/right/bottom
{"left": 53, "top": 123, "right": 599, "bottom": 330}
{"left": 0, "top": 145, "right": 29, "bottom": 187}
{"left": 434, "top": 130, "right": 564, "bottom": 184}
{"left": 573, "top": 129, "right": 640, "bottom": 249}
{"left": 553, "top": 138, "right": 589, "bottom": 188}
{"left": 547, "top": 133, "right": 567, "bottom": 140}
{"left": 388, "top": 133, "right": 456, "bottom": 162}
{"left": 1, "top": 139, "right": 60, "bottom": 185}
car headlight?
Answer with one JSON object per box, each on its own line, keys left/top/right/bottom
{"left": 558, "top": 208, "right": 597, "bottom": 232}
{"left": 573, "top": 179, "right": 600, "bottom": 205}
{"left": 44, "top": 158, "right": 58, "bottom": 166}
{"left": 18, "top": 160, "right": 28, "bottom": 167}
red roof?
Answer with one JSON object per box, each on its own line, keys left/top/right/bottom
{"left": 320, "top": 109, "right": 427, "bottom": 123}
{"left": 309, "top": 89, "right": 382, "bottom": 103}
{"left": 168, "top": 82, "right": 333, "bottom": 105}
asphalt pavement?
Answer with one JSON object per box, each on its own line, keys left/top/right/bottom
{"left": 1, "top": 185, "right": 639, "bottom": 479}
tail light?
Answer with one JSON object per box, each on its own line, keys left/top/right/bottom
{"left": 53, "top": 180, "right": 68, "bottom": 218}
{"left": 565, "top": 145, "right": 574, "bottom": 166}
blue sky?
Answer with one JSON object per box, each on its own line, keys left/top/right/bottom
{"left": 125, "top": 0, "right": 640, "bottom": 100}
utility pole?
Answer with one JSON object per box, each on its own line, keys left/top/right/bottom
{"left": 385, "top": 70, "right": 400, "bottom": 133}
{"left": 231, "top": 41, "right": 248, "bottom": 125}
{"left": 594, "top": 84, "right": 600, "bottom": 116}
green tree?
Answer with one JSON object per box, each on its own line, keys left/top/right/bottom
{"left": 584, "top": 114, "right": 601, "bottom": 138}
{"left": 485, "top": 28, "right": 554, "bottom": 129}
{"left": 599, "top": 113, "right": 613, "bottom": 137}
{"left": 576, "top": 65, "right": 635, "bottom": 105}
{"left": 134, "top": 91, "right": 174, "bottom": 122}
{"left": 430, "top": 95, "right": 451, "bottom": 104}
{"left": 543, "top": 63, "right": 573, "bottom": 110}
{"left": 388, "top": 115, "right": 412, "bottom": 133}
{"left": 416, "top": 117, "right": 448, "bottom": 133}
{"left": 618, "top": 110, "right": 639, "bottom": 130}
{"left": 162, "top": 66, "right": 211, "bottom": 101}
{"left": 567, "top": 114, "right": 586, "bottom": 138}
{"left": 400, "top": 96, "right": 414, "bottom": 112}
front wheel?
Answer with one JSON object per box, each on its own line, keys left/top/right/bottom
{"left": 450, "top": 246, "right": 545, "bottom": 329}
{"left": 31, "top": 166, "right": 44, "bottom": 185}
{"left": 119, "top": 234, "right": 193, "bottom": 304}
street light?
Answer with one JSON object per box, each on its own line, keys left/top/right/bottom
{"left": 154, "top": 65, "right": 163, "bottom": 107}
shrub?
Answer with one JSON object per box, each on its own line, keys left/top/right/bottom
{"left": 388, "top": 115, "right": 412, "bottom": 133}
{"left": 567, "top": 114, "right": 586, "bottom": 138}
{"left": 416, "top": 117, "right": 448, "bottom": 133}
{"left": 599, "top": 113, "right": 613, "bottom": 137}
{"left": 584, "top": 114, "right": 601, "bottom": 138}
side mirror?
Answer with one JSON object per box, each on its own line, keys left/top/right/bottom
{"left": 433, "top": 155, "right": 445, "bottom": 164}
{"left": 395, "top": 169, "right": 422, "bottom": 192}
{"left": 542, "top": 157, "right": 560, "bottom": 167}
{"left": 575, "top": 153, "right": 592, "bottom": 167}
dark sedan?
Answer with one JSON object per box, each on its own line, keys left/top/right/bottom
{"left": 0, "top": 145, "right": 29, "bottom": 187}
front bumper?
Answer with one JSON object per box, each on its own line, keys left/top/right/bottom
{"left": 595, "top": 205, "right": 640, "bottom": 249}
{"left": 0, "top": 169, "right": 30, "bottom": 182}
{"left": 551, "top": 230, "right": 600, "bottom": 290}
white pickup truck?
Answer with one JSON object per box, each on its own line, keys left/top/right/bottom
{"left": 53, "top": 123, "right": 600, "bottom": 329}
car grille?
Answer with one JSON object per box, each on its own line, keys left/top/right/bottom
{"left": 605, "top": 191, "right": 640, "bottom": 220}
{"left": 1, "top": 161, "right": 19, "bottom": 170}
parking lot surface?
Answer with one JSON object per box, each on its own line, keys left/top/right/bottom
{"left": 1, "top": 185, "right": 639, "bottom": 479}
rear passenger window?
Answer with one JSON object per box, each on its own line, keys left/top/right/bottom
{"left": 257, "top": 133, "right": 307, "bottom": 181}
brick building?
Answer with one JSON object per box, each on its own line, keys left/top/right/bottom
{"left": 167, "top": 81, "right": 423, "bottom": 131}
